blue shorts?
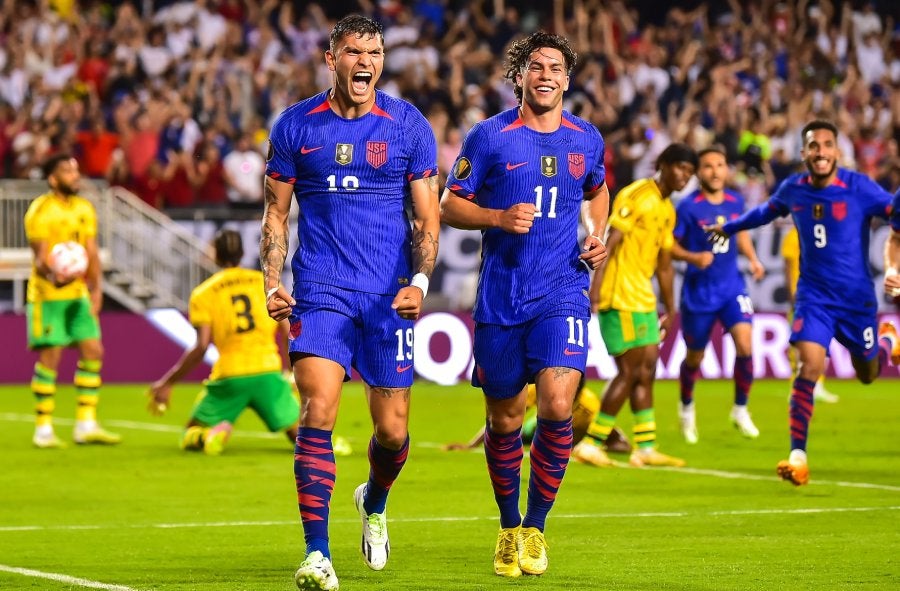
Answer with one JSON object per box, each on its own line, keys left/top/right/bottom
{"left": 680, "top": 293, "right": 753, "bottom": 351}
{"left": 472, "top": 297, "right": 589, "bottom": 399}
{"left": 791, "top": 301, "right": 878, "bottom": 361}
{"left": 288, "top": 282, "right": 415, "bottom": 387}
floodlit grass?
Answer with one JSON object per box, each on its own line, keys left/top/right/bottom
{"left": 0, "top": 378, "right": 897, "bottom": 590}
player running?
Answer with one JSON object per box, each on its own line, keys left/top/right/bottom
{"left": 671, "top": 146, "right": 765, "bottom": 444}
{"left": 707, "top": 120, "right": 900, "bottom": 486}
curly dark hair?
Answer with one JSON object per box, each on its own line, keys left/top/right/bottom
{"left": 504, "top": 31, "right": 577, "bottom": 103}
{"left": 329, "top": 14, "right": 383, "bottom": 52}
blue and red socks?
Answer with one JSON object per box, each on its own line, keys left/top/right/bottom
{"left": 363, "top": 434, "right": 409, "bottom": 514}
{"left": 733, "top": 355, "right": 753, "bottom": 406}
{"left": 294, "top": 427, "right": 336, "bottom": 558}
{"left": 484, "top": 422, "right": 523, "bottom": 529}
{"left": 789, "top": 377, "right": 815, "bottom": 452}
{"left": 679, "top": 360, "right": 700, "bottom": 406}
{"left": 522, "top": 416, "right": 573, "bottom": 532}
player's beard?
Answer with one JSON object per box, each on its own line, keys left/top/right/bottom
{"left": 805, "top": 156, "right": 836, "bottom": 182}
{"left": 56, "top": 181, "right": 78, "bottom": 196}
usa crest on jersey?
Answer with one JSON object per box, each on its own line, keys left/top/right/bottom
{"left": 367, "top": 141, "right": 387, "bottom": 168}
{"left": 568, "top": 153, "right": 585, "bottom": 179}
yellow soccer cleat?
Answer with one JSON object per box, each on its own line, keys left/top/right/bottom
{"left": 203, "top": 421, "right": 232, "bottom": 456}
{"left": 517, "top": 526, "right": 548, "bottom": 575}
{"left": 493, "top": 526, "right": 521, "bottom": 577}
{"left": 180, "top": 426, "right": 205, "bottom": 451}
{"left": 776, "top": 459, "right": 810, "bottom": 486}
{"left": 572, "top": 440, "right": 615, "bottom": 467}
{"left": 629, "top": 447, "right": 686, "bottom": 468}
{"left": 74, "top": 426, "right": 122, "bottom": 445}
{"left": 878, "top": 322, "right": 900, "bottom": 365}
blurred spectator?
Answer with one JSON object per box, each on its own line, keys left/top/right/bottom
{"left": 222, "top": 132, "right": 265, "bottom": 210}
{"left": 75, "top": 115, "right": 118, "bottom": 179}
{"left": 0, "top": 0, "right": 899, "bottom": 208}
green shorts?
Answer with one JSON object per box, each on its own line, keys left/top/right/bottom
{"left": 26, "top": 298, "right": 100, "bottom": 349}
{"left": 598, "top": 309, "right": 660, "bottom": 357}
{"left": 192, "top": 371, "right": 299, "bottom": 432}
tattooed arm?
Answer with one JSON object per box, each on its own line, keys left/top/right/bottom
{"left": 260, "top": 175, "right": 296, "bottom": 321}
{"left": 392, "top": 174, "right": 440, "bottom": 320}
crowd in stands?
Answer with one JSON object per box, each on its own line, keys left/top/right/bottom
{"left": 2, "top": 0, "right": 900, "bottom": 212}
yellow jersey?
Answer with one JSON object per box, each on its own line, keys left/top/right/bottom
{"left": 23, "top": 192, "right": 97, "bottom": 303}
{"left": 189, "top": 267, "right": 282, "bottom": 380}
{"left": 598, "top": 178, "right": 675, "bottom": 312}
{"left": 781, "top": 226, "right": 800, "bottom": 296}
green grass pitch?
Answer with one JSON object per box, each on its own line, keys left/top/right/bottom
{"left": 0, "top": 379, "right": 898, "bottom": 590}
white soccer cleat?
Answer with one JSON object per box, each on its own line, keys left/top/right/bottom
{"left": 33, "top": 429, "right": 66, "bottom": 449}
{"left": 294, "top": 550, "right": 339, "bottom": 591}
{"left": 729, "top": 405, "right": 759, "bottom": 439}
{"left": 678, "top": 402, "right": 698, "bottom": 444}
{"left": 813, "top": 380, "right": 839, "bottom": 404}
{"left": 354, "top": 483, "right": 389, "bottom": 570}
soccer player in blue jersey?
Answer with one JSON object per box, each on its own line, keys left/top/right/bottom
{"left": 259, "top": 15, "right": 440, "bottom": 591}
{"left": 440, "top": 31, "right": 609, "bottom": 578}
{"left": 707, "top": 120, "right": 899, "bottom": 486}
{"left": 672, "top": 147, "right": 765, "bottom": 444}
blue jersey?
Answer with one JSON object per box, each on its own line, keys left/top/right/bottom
{"left": 674, "top": 190, "right": 748, "bottom": 312}
{"left": 266, "top": 90, "right": 438, "bottom": 296}
{"left": 445, "top": 108, "right": 606, "bottom": 325}
{"left": 723, "top": 169, "right": 892, "bottom": 311}
{"left": 892, "top": 189, "right": 900, "bottom": 231}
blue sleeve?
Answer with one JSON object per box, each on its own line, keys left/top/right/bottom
{"left": 584, "top": 129, "right": 606, "bottom": 192}
{"left": 265, "top": 110, "right": 297, "bottom": 184}
{"left": 893, "top": 190, "right": 900, "bottom": 231}
{"left": 856, "top": 173, "right": 892, "bottom": 219}
{"left": 673, "top": 200, "right": 691, "bottom": 241}
{"left": 722, "top": 188, "right": 788, "bottom": 235}
{"left": 405, "top": 107, "right": 439, "bottom": 181}
{"left": 446, "top": 122, "right": 491, "bottom": 202}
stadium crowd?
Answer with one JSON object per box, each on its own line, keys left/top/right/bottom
{"left": 2, "top": 0, "right": 900, "bottom": 209}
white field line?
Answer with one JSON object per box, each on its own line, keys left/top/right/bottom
{"left": 3, "top": 413, "right": 900, "bottom": 492}
{"left": 0, "top": 564, "right": 141, "bottom": 591}
{"left": 1, "top": 506, "right": 899, "bottom": 534}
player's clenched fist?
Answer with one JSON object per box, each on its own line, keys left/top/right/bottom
{"left": 499, "top": 202, "right": 536, "bottom": 234}
{"left": 266, "top": 284, "right": 295, "bottom": 321}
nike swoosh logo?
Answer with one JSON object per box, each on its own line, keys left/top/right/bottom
{"left": 563, "top": 349, "right": 583, "bottom": 356}
{"left": 300, "top": 146, "right": 323, "bottom": 154}
{"left": 396, "top": 365, "right": 413, "bottom": 373}
{"left": 506, "top": 162, "right": 527, "bottom": 170}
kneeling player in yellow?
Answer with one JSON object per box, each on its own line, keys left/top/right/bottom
{"left": 147, "top": 230, "right": 299, "bottom": 454}
{"left": 24, "top": 154, "right": 120, "bottom": 448}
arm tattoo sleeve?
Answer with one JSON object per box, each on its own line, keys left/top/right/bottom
{"left": 260, "top": 179, "right": 289, "bottom": 287}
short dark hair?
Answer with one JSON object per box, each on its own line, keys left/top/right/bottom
{"left": 42, "top": 153, "right": 74, "bottom": 179}
{"left": 697, "top": 145, "right": 727, "bottom": 162}
{"left": 801, "top": 120, "right": 838, "bottom": 143}
{"left": 213, "top": 229, "right": 244, "bottom": 267}
{"left": 329, "top": 14, "right": 383, "bottom": 52}
{"left": 657, "top": 143, "right": 698, "bottom": 169}
{"left": 504, "top": 31, "right": 577, "bottom": 102}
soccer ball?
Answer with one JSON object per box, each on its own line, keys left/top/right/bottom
{"left": 49, "top": 241, "right": 89, "bottom": 278}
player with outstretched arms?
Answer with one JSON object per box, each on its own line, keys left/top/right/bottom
{"left": 259, "top": 15, "right": 440, "bottom": 591}
{"left": 707, "top": 120, "right": 900, "bottom": 486}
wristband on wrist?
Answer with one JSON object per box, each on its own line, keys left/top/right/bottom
{"left": 886, "top": 268, "right": 899, "bottom": 278}
{"left": 410, "top": 273, "right": 429, "bottom": 298}
{"left": 266, "top": 286, "right": 280, "bottom": 300}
